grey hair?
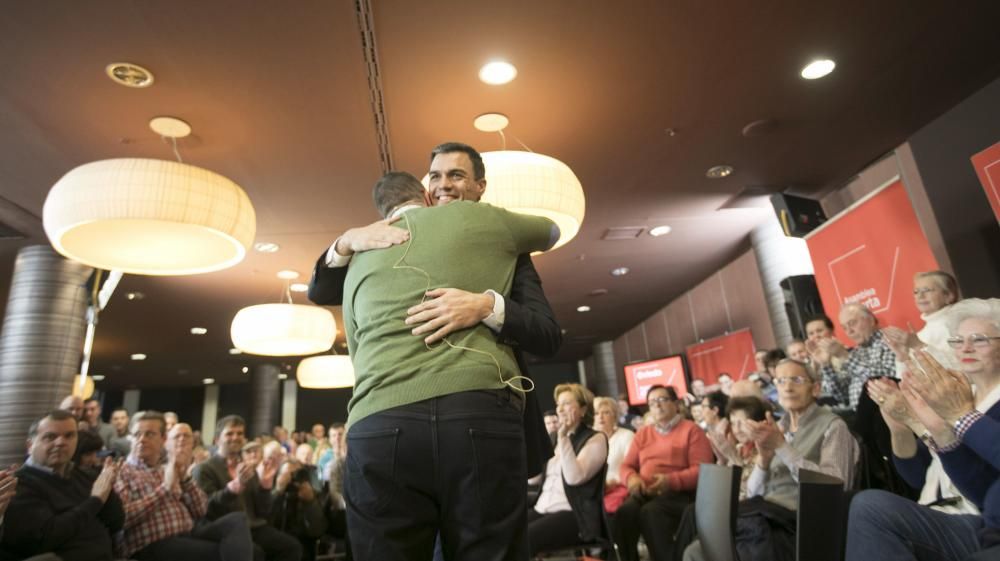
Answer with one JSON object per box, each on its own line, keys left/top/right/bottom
{"left": 946, "top": 298, "right": 1000, "bottom": 335}
{"left": 775, "top": 358, "right": 822, "bottom": 383}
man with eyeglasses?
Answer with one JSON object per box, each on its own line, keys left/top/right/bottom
{"left": 738, "top": 359, "right": 858, "bottom": 561}
{"left": 815, "top": 303, "right": 897, "bottom": 409}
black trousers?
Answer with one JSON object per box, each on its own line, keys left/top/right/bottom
{"left": 134, "top": 511, "right": 254, "bottom": 561}
{"left": 612, "top": 491, "right": 695, "bottom": 561}
{"left": 345, "top": 388, "right": 527, "bottom": 561}
{"left": 251, "top": 524, "right": 303, "bottom": 561}
{"left": 526, "top": 509, "right": 580, "bottom": 555}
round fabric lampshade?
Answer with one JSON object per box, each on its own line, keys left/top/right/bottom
{"left": 297, "top": 355, "right": 355, "bottom": 389}
{"left": 230, "top": 304, "right": 336, "bottom": 356}
{"left": 72, "top": 375, "right": 95, "bottom": 400}
{"left": 43, "top": 158, "right": 256, "bottom": 275}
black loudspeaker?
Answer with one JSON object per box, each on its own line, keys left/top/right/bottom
{"left": 770, "top": 193, "right": 827, "bottom": 237}
{"left": 781, "top": 275, "right": 825, "bottom": 341}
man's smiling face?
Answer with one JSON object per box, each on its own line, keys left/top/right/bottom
{"left": 427, "top": 151, "right": 486, "bottom": 205}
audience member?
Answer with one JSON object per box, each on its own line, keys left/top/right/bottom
{"left": 701, "top": 390, "right": 731, "bottom": 460}
{"left": 847, "top": 299, "right": 1000, "bottom": 559}
{"left": 785, "top": 339, "right": 810, "bottom": 363}
{"left": 617, "top": 395, "right": 640, "bottom": 429}
{"left": 273, "top": 427, "right": 293, "bottom": 454}
{"left": 164, "top": 412, "right": 179, "bottom": 433}
{"left": 528, "top": 384, "right": 608, "bottom": 556}
{"left": 58, "top": 396, "right": 84, "bottom": 424}
{"left": 316, "top": 424, "right": 346, "bottom": 485}
{"left": 294, "top": 444, "right": 314, "bottom": 467}
{"left": 1, "top": 409, "right": 124, "bottom": 560}
{"left": 271, "top": 459, "right": 328, "bottom": 561}
{"left": 614, "top": 385, "right": 714, "bottom": 561}
{"left": 593, "top": 396, "right": 634, "bottom": 514}
{"left": 682, "top": 379, "right": 707, "bottom": 407}
{"left": 307, "top": 425, "right": 325, "bottom": 450}
{"left": 83, "top": 399, "right": 116, "bottom": 447}
{"left": 758, "top": 349, "right": 787, "bottom": 402}
{"left": 543, "top": 410, "right": 560, "bottom": 436}
{"left": 193, "top": 415, "right": 301, "bottom": 561}
{"left": 882, "top": 271, "right": 966, "bottom": 377}
{"left": 717, "top": 373, "right": 734, "bottom": 396}
{"left": 115, "top": 414, "right": 253, "bottom": 560}
{"left": 817, "top": 304, "right": 897, "bottom": 408}
{"left": 730, "top": 379, "right": 766, "bottom": 400}
{"left": 108, "top": 407, "right": 132, "bottom": 457}
{"left": 73, "top": 430, "right": 106, "bottom": 471}
{"left": 738, "top": 359, "right": 858, "bottom": 561}
{"left": 804, "top": 314, "right": 849, "bottom": 377}
{"left": 753, "top": 350, "right": 769, "bottom": 377}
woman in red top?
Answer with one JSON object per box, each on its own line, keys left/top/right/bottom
{"left": 612, "top": 385, "right": 715, "bottom": 561}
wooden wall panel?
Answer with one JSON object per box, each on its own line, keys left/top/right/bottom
{"left": 626, "top": 326, "right": 648, "bottom": 363}
{"left": 642, "top": 312, "right": 671, "bottom": 358}
{"left": 664, "top": 297, "right": 697, "bottom": 351}
{"left": 689, "top": 272, "right": 731, "bottom": 341}
{"left": 720, "top": 250, "right": 777, "bottom": 350}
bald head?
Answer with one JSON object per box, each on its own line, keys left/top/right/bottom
{"left": 839, "top": 303, "right": 877, "bottom": 344}
{"left": 59, "top": 396, "right": 84, "bottom": 421}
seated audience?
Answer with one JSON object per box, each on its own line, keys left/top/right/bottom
{"left": 785, "top": 339, "right": 810, "bottom": 363}
{"left": 58, "top": 396, "right": 84, "bottom": 425}
{"left": 617, "top": 395, "right": 640, "bottom": 429}
{"left": 72, "top": 430, "right": 105, "bottom": 471}
{"left": 614, "top": 385, "right": 714, "bottom": 561}
{"left": 683, "top": 379, "right": 707, "bottom": 407}
{"left": 271, "top": 459, "right": 328, "bottom": 561}
{"left": 717, "top": 373, "right": 734, "bottom": 396}
{"left": 1, "top": 409, "right": 124, "bottom": 560}
{"left": 701, "top": 391, "right": 729, "bottom": 434}
{"left": 543, "top": 410, "right": 560, "bottom": 436}
{"left": 758, "top": 349, "right": 787, "bottom": 402}
{"left": 737, "top": 359, "right": 858, "bottom": 561}
{"left": 730, "top": 379, "right": 766, "bottom": 400}
{"left": 804, "top": 314, "right": 849, "bottom": 378}
{"left": 164, "top": 411, "right": 179, "bottom": 433}
{"left": 193, "top": 414, "right": 301, "bottom": 561}
{"left": 816, "top": 304, "right": 897, "bottom": 408}
{"left": 847, "top": 299, "right": 1000, "bottom": 560}
{"left": 882, "top": 271, "right": 961, "bottom": 377}
{"left": 316, "top": 424, "right": 346, "bottom": 485}
{"left": 83, "top": 399, "right": 116, "bottom": 448}
{"left": 115, "top": 414, "right": 253, "bottom": 560}
{"left": 593, "top": 396, "right": 635, "bottom": 514}
{"left": 528, "top": 384, "right": 608, "bottom": 555}
{"left": 108, "top": 407, "right": 132, "bottom": 457}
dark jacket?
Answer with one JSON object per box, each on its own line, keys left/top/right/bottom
{"left": 0, "top": 464, "right": 124, "bottom": 561}
{"left": 309, "top": 250, "right": 561, "bottom": 475}
{"left": 563, "top": 426, "right": 607, "bottom": 542}
{"left": 193, "top": 455, "right": 273, "bottom": 528}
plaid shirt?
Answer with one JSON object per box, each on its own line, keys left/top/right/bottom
{"left": 821, "top": 330, "right": 897, "bottom": 408}
{"left": 113, "top": 457, "right": 208, "bottom": 557}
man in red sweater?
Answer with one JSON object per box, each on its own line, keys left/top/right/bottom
{"left": 614, "top": 385, "right": 714, "bottom": 561}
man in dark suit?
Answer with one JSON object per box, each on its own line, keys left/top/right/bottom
{"left": 308, "top": 142, "right": 560, "bottom": 479}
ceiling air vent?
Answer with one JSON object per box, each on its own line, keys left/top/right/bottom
{"left": 601, "top": 227, "right": 645, "bottom": 240}
{"left": 105, "top": 62, "right": 154, "bottom": 88}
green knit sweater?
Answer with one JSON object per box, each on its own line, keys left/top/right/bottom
{"left": 343, "top": 201, "right": 556, "bottom": 427}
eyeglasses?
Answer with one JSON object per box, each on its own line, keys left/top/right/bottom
{"left": 946, "top": 334, "right": 1000, "bottom": 349}
{"left": 648, "top": 397, "right": 673, "bottom": 405}
{"left": 913, "top": 287, "right": 939, "bottom": 296}
{"left": 774, "top": 375, "right": 811, "bottom": 386}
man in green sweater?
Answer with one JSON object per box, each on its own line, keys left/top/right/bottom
{"left": 342, "top": 171, "right": 558, "bottom": 561}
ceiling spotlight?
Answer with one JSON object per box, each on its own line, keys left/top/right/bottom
{"left": 202, "top": 378, "right": 215, "bottom": 385}
{"left": 190, "top": 327, "right": 208, "bottom": 335}
{"left": 479, "top": 61, "right": 517, "bottom": 85}
{"left": 242, "top": 366, "right": 249, "bottom": 373}
{"left": 278, "top": 373, "right": 288, "bottom": 380}
{"left": 125, "top": 292, "right": 145, "bottom": 301}
{"left": 611, "top": 267, "right": 630, "bottom": 277}
{"left": 228, "top": 348, "right": 242, "bottom": 355}
{"left": 649, "top": 225, "right": 672, "bottom": 237}
{"left": 130, "top": 353, "right": 146, "bottom": 361}
{"left": 92, "top": 375, "right": 106, "bottom": 381}
{"left": 289, "top": 283, "right": 309, "bottom": 293}
{"left": 706, "top": 165, "right": 734, "bottom": 179}
{"left": 800, "top": 59, "right": 836, "bottom": 80}
{"left": 276, "top": 270, "right": 300, "bottom": 280}
{"left": 254, "top": 242, "right": 280, "bottom": 253}
{"left": 473, "top": 112, "right": 510, "bottom": 132}
{"left": 577, "top": 305, "right": 591, "bottom": 313}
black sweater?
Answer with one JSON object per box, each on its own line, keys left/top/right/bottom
{"left": 0, "top": 464, "right": 124, "bottom": 561}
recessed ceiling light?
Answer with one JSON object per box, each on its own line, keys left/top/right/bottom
{"left": 590, "top": 288, "right": 609, "bottom": 297}
{"left": 649, "top": 225, "right": 672, "bottom": 237}
{"left": 125, "top": 292, "right": 145, "bottom": 301}
{"left": 229, "top": 348, "right": 242, "bottom": 355}
{"left": 277, "top": 270, "right": 300, "bottom": 280}
{"left": 473, "top": 112, "right": 510, "bottom": 132}
{"left": 278, "top": 373, "right": 288, "bottom": 380}
{"left": 190, "top": 327, "right": 207, "bottom": 335}
{"left": 202, "top": 378, "right": 215, "bottom": 385}
{"left": 479, "top": 61, "right": 517, "bottom": 85}
{"left": 130, "top": 353, "right": 146, "bottom": 361}
{"left": 105, "top": 62, "right": 154, "bottom": 88}
{"left": 289, "top": 283, "right": 309, "bottom": 293}
{"left": 254, "top": 242, "right": 280, "bottom": 253}
{"left": 92, "top": 375, "right": 106, "bottom": 381}
{"left": 577, "top": 305, "right": 591, "bottom": 313}
{"left": 242, "top": 366, "right": 249, "bottom": 373}
{"left": 801, "top": 59, "right": 836, "bottom": 80}
{"left": 611, "top": 267, "right": 630, "bottom": 277}
{"left": 706, "top": 165, "right": 734, "bottom": 179}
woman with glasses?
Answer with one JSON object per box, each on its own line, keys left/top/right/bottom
{"left": 848, "top": 298, "right": 1000, "bottom": 560}
{"left": 883, "top": 270, "right": 961, "bottom": 373}
{"left": 612, "top": 385, "right": 714, "bottom": 561}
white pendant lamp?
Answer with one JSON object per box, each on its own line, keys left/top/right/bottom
{"left": 297, "top": 354, "right": 355, "bottom": 389}
{"left": 231, "top": 303, "right": 336, "bottom": 357}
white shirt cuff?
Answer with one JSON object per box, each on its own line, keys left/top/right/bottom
{"left": 324, "top": 238, "right": 353, "bottom": 268}
{"left": 481, "top": 290, "right": 505, "bottom": 333}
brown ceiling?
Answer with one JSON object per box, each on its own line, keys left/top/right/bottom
{"left": 1, "top": 1, "right": 998, "bottom": 390}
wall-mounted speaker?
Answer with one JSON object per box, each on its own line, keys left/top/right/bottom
{"left": 770, "top": 193, "right": 827, "bottom": 237}
{"left": 781, "top": 275, "right": 825, "bottom": 341}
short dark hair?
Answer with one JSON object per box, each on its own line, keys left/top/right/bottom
{"left": 763, "top": 349, "right": 787, "bottom": 370}
{"left": 131, "top": 410, "right": 167, "bottom": 436}
{"left": 726, "top": 396, "right": 768, "bottom": 422}
{"left": 805, "top": 314, "right": 834, "bottom": 330}
{"left": 702, "top": 391, "right": 729, "bottom": 416}
{"left": 74, "top": 430, "right": 104, "bottom": 458}
{"left": 430, "top": 142, "right": 486, "bottom": 181}
{"left": 84, "top": 398, "right": 99, "bottom": 405}
{"left": 646, "top": 385, "right": 678, "bottom": 402}
{"left": 372, "top": 171, "right": 426, "bottom": 218}
{"left": 543, "top": 410, "right": 556, "bottom": 417}
{"left": 328, "top": 422, "right": 345, "bottom": 430}
{"left": 215, "top": 414, "right": 246, "bottom": 437}
{"left": 28, "top": 409, "right": 77, "bottom": 439}
{"left": 112, "top": 407, "right": 128, "bottom": 416}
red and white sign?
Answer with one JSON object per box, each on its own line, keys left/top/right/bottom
{"left": 624, "top": 356, "right": 688, "bottom": 405}
{"left": 805, "top": 180, "right": 939, "bottom": 342}
{"left": 685, "top": 329, "right": 757, "bottom": 386}
{"left": 971, "top": 140, "right": 1000, "bottom": 224}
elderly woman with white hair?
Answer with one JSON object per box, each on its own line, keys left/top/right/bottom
{"left": 847, "top": 298, "right": 1000, "bottom": 560}
{"left": 883, "top": 270, "right": 963, "bottom": 374}
{"left": 593, "top": 396, "right": 634, "bottom": 513}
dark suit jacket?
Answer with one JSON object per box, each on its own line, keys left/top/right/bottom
{"left": 192, "top": 455, "right": 273, "bottom": 528}
{"left": 308, "top": 250, "right": 561, "bottom": 476}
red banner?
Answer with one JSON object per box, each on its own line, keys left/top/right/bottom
{"left": 624, "top": 356, "right": 688, "bottom": 405}
{"left": 971, "top": 140, "right": 1000, "bottom": 223}
{"left": 685, "top": 329, "right": 757, "bottom": 386}
{"left": 805, "top": 180, "right": 939, "bottom": 342}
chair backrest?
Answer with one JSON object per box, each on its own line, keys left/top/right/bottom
{"left": 796, "top": 469, "right": 847, "bottom": 561}
{"left": 695, "top": 463, "right": 742, "bottom": 561}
